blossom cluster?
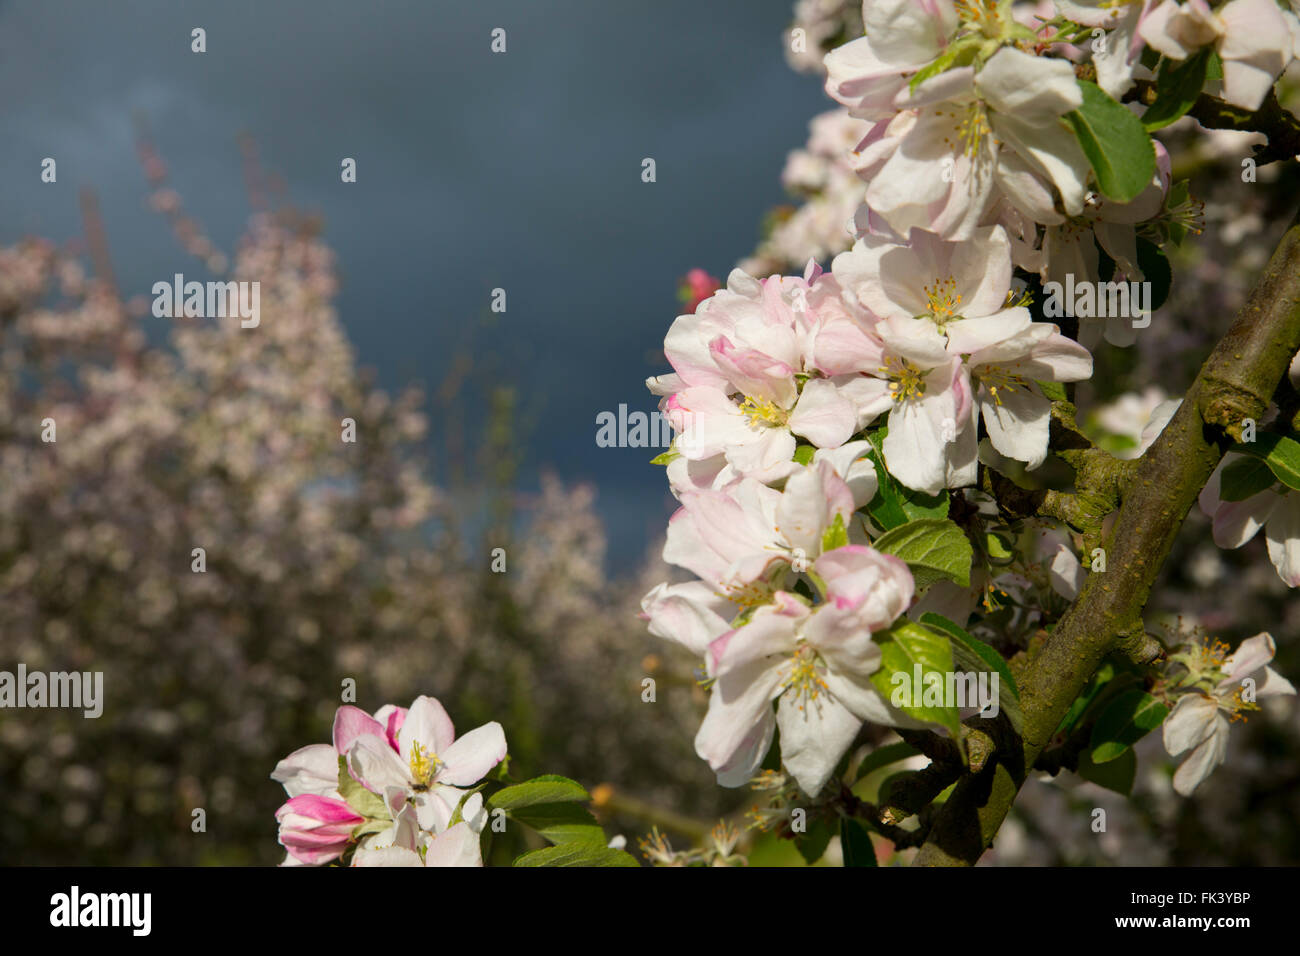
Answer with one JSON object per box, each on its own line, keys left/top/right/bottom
{"left": 271, "top": 696, "right": 506, "bottom": 866}
{"left": 642, "top": 219, "right": 1093, "bottom": 794}
{"left": 642, "top": 0, "right": 1300, "bottom": 809}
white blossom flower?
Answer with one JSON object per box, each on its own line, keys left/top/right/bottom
{"left": 1140, "top": 0, "right": 1295, "bottom": 110}
{"left": 694, "top": 546, "right": 916, "bottom": 794}
{"left": 1163, "top": 632, "right": 1296, "bottom": 795}
{"left": 1198, "top": 454, "right": 1300, "bottom": 587}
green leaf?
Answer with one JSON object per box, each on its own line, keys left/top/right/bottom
{"left": 351, "top": 817, "right": 392, "bottom": 839}
{"left": 854, "top": 741, "right": 921, "bottom": 783}
{"left": 899, "top": 487, "right": 950, "bottom": 521}
{"left": 795, "top": 819, "right": 834, "bottom": 864}
{"left": 1037, "top": 380, "right": 1068, "bottom": 403}
{"left": 1064, "top": 80, "right": 1157, "bottom": 202}
{"left": 1055, "top": 660, "right": 1116, "bottom": 738}
{"left": 649, "top": 449, "right": 679, "bottom": 465}
{"left": 1135, "top": 238, "right": 1171, "bottom": 310}
{"left": 821, "top": 513, "right": 849, "bottom": 552}
{"left": 840, "top": 817, "right": 877, "bottom": 867}
{"left": 337, "top": 755, "right": 388, "bottom": 821}
{"left": 1218, "top": 455, "right": 1277, "bottom": 502}
{"left": 1142, "top": 50, "right": 1210, "bottom": 131}
{"left": 487, "top": 774, "right": 590, "bottom": 810}
{"left": 920, "top": 612, "right": 1022, "bottom": 734}
{"left": 985, "top": 531, "right": 1014, "bottom": 562}
{"left": 487, "top": 775, "right": 606, "bottom": 845}
{"left": 513, "top": 843, "right": 640, "bottom": 867}
{"left": 907, "top": 37, "right": 978, "bottom": 92}
{"left": 871, "top": 518, "right": 973, "bottom": 588}
{"left": 504, "top": 802, "right": 606, "bottom": 846}
{"left": 1075, "top": 745, "right": 1136, "bottom": 795}
{"left": 1088, "top": 689, "right": 1170, "bottom": 764}
{"left": 869, "top": 620, "right": 963, "bottom": 746}
{"left": 1206, "top": 49, "right": 1223, "bottom": 82}
{"left": 793, "top": 444, "right": 816, "bottom": 466}
{"left": 1229, "top": 433, "right": 1300, "bottom": 491}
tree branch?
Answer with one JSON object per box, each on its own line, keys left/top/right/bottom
{"left": 1133, "top": 82, "right": 1300, "bottom": 166}
{"left": 912, "top": 209, "right": 1300, "bottom": 866}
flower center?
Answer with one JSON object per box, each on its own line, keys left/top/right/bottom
{"left": 922, "top": 276, "right": 964, "bottom": 326}
{"left": 738, "top": 395, "right": 789, "bottom": 428}
{"left": 881, "top": 358, "right": 927, "bottom": 404}
{"left": 978, "top": 365, "right": 1029, "bottom": 406}
{"left": 781, "top": 643, "right": 829, "bottom": 712}
{"left": 409, "top": 742, "right": 441, "bottom": 788}
{"left": 955, "top": 0, "right": 1006, "bottom": 38}
{"left": 958, "top": 99, "right": 992, "bottom": 158}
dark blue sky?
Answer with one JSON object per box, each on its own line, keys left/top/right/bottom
{"left": 0, "top": 0, "right": 831, "bottom": 571}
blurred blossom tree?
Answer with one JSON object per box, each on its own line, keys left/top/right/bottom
{"left": 0, "top": 142, "right": 716, "bottom": 865}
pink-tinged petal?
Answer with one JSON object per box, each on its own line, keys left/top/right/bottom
{"left": 980, "top": 382, "right": 1051, "bottom": 468}
{"left": 1217, "top": 0, "right": 1291, "bottom": 111}
{"left": 352, "top": 846, "right": 425, "bottom": 867}
{"left": 411, "top": 787, "right": 456, "bottom": 833}
{"left": 374, "top": 705, "right": 407, "bottom": 753}
{"left": 695, "top": 661, "right": 785, "bottom": 782}
{"left": 347, "top": 733, "right": 412, "bottom": 794}
{"left": 276, "top": 794, "right": 363, "bottom": 866}
{"left": 996, "top": 148, "right": 1066, "bottom": 226}
{"left": 436, "top": 721, "right": 507, "bottom": 786}
{"left": 641, "top": 581, "right": 734, "bottom": 657}
{"left": 1264, "top": 495, "right": 1300, "bottom": 587}
{"left": 788, "top": 378, "right": 856, "bottom": 449}
{"left": 977, "top": 48, "right": 1082, "bottom": 123}
{"left": 398, "top": 695, "right": 456, "bottom": 761}
{"left": 709, "top": 336, "right": 797, "bottom": 406}
{"left": 1171, "top": 718, "right": 1231, "bottom": 796}
{"left": 813, "top": 440, "right": 879, "bottom": 509}
{"left": 1198, "top": 456, "right": 1229, "bottom": 516}
{"left": 992, "top": 113, "right": 1091, "bottom": 217}
{"left": 278, "top": 793, "right": 363, "bottom": 826}
{"left": 333, "top": 705, "right": 386, "bottom": 757}
{"left": 664, "top": 313, "right": 732, "bottom": 391}
{"left": 424, "top": 822, "right": 484, "bottom": 867}
{"left": 1220, "top": 632, "right": 1278, "bottom": 686}
{"left": 1211, "top": 492, "right": 1277, "bottom": 549}
{"left": 864, "top": 113, "right": 967, "bottom": 233}
{"left": 713, "top": 712, "right": 777, "bottom": 788}
{"left": 1139, "top": 0, "right": 1200, "bottom": 59}
{"left": 835, "top": 374, "right": 895, "bottom": 431}
{"left": 813, "top": 545, "right": 914, "bottom": 630}
{"left": 708, "top": 592, "right": 806, "bottom": 674}
{"left": 777, "top": 460, "right": 855, "bottom": 557}
{"left": 776, "top": 692, "right": 862, "bottom": 796}
{"left": 944, "top": 308, "right": 1033, "bottom": 355}
{"left": 877, "top": 318, "right": 950, "bottom": 367}
{"left": 271, "top": 743, "right": 339, "bottom": 798}
{"left": 1162, "top": 693, "right": 1220, "bottom": 757}
{"left": 1255, "top": 667, "right": 1297, "bottom": 698}
{"left": 824, "top": 37, "right": 912, "bottom": 120}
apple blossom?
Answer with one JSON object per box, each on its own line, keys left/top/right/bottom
{"left": 694, "top": 545, "right": 916, "bottom": 794}
{"left": 1055, "top": 0, "right": 1159, "bottom": 99}
{"left": 274, "top": 795, "right": 364, "bottom": 867}
{"left": 1140, "top": 0, "right": 1295, "bottom": 110}
{"left": 1162, "top": 632, "right": 1296, "bottom": 794}
{"left": 661, "top": 460, "right": 857, "bottom": 605}
{"left": 1198, "top": 453, "right": 1300, "bottom": 587}
{"left": 650, "top": 265, "right": 887, "bottom": 483}
{"left": 838, "top": 46, "right": 1090, "bottom": 240}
